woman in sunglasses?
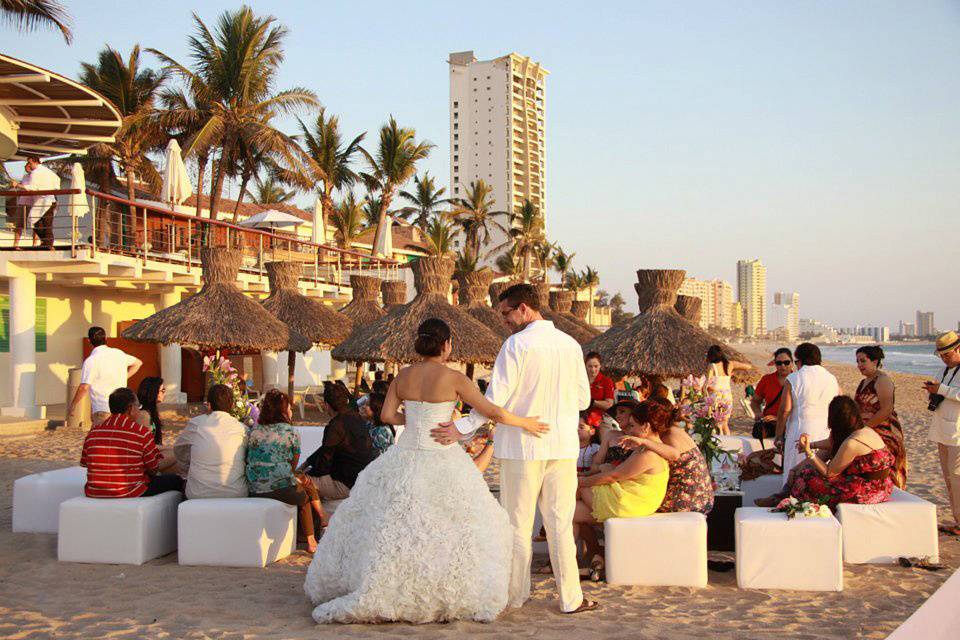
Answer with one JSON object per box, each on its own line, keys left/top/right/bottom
{"left": 751, "top": 348, "right": 795, "bottom": 438}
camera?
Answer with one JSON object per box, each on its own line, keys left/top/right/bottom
{"left": 928, "top": 394, "right": 946, "bottom": 412}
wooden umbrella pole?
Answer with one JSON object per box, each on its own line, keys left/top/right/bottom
{"left": 287, "top": 350, "right": 296, "bottom": 401}
{"left": 354, "top": 363, "right": 364, "bottom": 396}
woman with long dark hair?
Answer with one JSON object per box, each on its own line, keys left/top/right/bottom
{"left": 136, "top": 377, "right": 165, "bottom": 445}
{"left": 855, "top": 346, "right": 907, "bottom": 488}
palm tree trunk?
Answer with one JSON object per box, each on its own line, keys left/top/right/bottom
{"left": 209, "top": 140, "right": 233, "bottom": 222}
{"left": 232, "top": 169, "right": 252, "bottom": 224}
{"left": 195, "top": 154, "right": 208, "bottom": 216}
{"left": 371, "top": 188, "right": 393, "bottom": 256}
{"left": 125, "top": 166, "right": 137, "bottom": 250}
{"left": 321, "top": 191, "right": 335, "bottom": 244}
{"left": 522, "top": 248, "right": 532, "bottom": 282}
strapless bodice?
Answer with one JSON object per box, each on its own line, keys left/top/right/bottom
{"left": 396, "top": 400, "right": 459, "bottom": 451}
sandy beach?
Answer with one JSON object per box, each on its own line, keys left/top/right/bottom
{"left": 1, "top": 350, "right": 957, "bottom": 639}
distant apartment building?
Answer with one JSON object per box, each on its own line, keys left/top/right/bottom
{"left": 679, "top": 277, "right": 735, "bottom": 330}
{"left": 772, "top": 291, "right": 800, "bottom": 341}
{"left": 839, "top": 326, "right": 890, "bottom": 343}
{"left": 916, "top": 311, "right": 935, "bottom": 337}
{"left": 731, "top": 302, "right": 744, "bottom": 334}
{"left": 800, "top": 318, "right": 839, "bottom": 341}
{"left": 449, "top": 51, "right": 547, "bottom": 264}
{"left": 737, "top": 259, "right": 767, "bottom": 337}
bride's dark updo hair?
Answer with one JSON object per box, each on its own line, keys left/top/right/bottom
{"left": 415, "top": 318, "right": 451, "bottom": 357}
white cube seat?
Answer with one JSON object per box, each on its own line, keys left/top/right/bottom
{"left": 58, "top": 491, "right": 182, "bottom": 565}
{"left": 837, "top": 488, "right": 939, "bottom": 564}
{"left": 294, "top": 426, "right": 325, "bottom": 461}
{"left": 177, "top": 498, "right": 296, "bottom": 567}
{"left": 13, "top": 466, "right": 88, "bottom": 533}
{"left": 741, "top": 474, "right": 784, "bottom": 507}
{"left": 605, "top": 513, "right": 708, "bottom": 587}
{"left": 735, "top": 507, "right": 842, "bottom": 591}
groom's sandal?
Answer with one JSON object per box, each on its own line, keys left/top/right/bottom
{"left": 564, "top": 599, "right": 600, "bottom": 614}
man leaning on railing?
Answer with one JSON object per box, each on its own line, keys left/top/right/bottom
{"left": 9, "top": 154, "right": 60, "bottom": 249}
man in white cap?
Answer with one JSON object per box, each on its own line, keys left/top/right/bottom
{"left": 11, "top": 154, "right": 61, "bottom": 248}
{"left": 926, "top": 330, "right": 960, "bottom": 536}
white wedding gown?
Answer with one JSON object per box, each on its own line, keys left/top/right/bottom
{"left": 303, "top": 400, "right": 514, "bottom": 624}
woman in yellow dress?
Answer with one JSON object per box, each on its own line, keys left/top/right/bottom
{"left": 574, "top": 399, "right": 672, "bottom": 580}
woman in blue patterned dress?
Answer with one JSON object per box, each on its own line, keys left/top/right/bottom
{"left": 247, "top": 389, "right": 321, "bottom": 552}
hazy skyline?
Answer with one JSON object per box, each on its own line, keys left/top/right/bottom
{"left": 6, "top": 1, "right": 959, "bottom": 331}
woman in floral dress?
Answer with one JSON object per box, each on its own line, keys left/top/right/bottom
{"left": 620, "top": 397, "right": 714, "bottom": 514}
{"left": 854, "top": 346, "right": 907, "bottom": 488}
{"left": 790, "top": 395, "right": 894, "bottom": 510}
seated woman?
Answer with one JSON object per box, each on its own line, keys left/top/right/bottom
{"left": 789, "top": 395, "right": 895, "bottom": 509}
{"left": 247, "top": 390, "right": 322, "bottom": 553}
{"left": 582, "top": 399, "right": 640, "bottom": 476}
{"left": 574, "top": 400, "right": 671, "bottom": 579}
{"left": 362, "top": 392, "right": 395, "bottom": 455}
{"left": 618, "top": 397, "right": 713, "bottom": 514}
{"left": 136, "top": 376, "right": 177, "bottom": 473}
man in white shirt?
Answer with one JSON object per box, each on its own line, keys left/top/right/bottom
{"left": 926, "top": 331, "right": 960, "bottom": 536}
{"left": 174, "top": 384, "right": 248, "bottom": 499}
{"left": 12, "top": 155, "right": 61, "bottom": 248}
{"left": 432, "top": 284, "right": 595, "bottom": 614}
{"left": 69, "top": 326, "right": 143, "bottom": 426}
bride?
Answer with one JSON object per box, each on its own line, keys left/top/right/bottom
{"left": 304, "top": 318, "right": 548, "bottom": 624}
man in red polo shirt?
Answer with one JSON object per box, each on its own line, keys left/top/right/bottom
{"left": 80, "top": 387, "right": 184, "bottom": 498}
{"left": 584, "top": 351, "right": 615, "bottom": 427}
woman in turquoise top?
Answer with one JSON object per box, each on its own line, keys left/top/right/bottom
{"left": 247, "top": 390, "right": 321, "bottom": 553}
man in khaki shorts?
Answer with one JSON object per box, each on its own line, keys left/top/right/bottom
{"left": 69, "top": 327, "right": 142, "bottom": 426}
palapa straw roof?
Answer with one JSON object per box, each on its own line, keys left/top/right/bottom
{"left": 338, "top": 275, "right": 386, "bottom": 327}
{"left": 488, "top": 280, "right": 518, "bottom": 307}
{"left": 570, "top": 300, "right": 591, "bottom": 322}
{"left": 550, "top": 290, "right": 601, "bottom": 339}
{"left": 380, "top": 279, "right": 408, "bottom": 309}
{"left": 458, "top": 270, "right": 512, "bottom": 340}
{"left": 675, "top": 294, "right": 703, "bottom": 325}
{"left": 261, "top": 262, "right": 353, "bottom": 347}
{"left": 332, "top": 257, "right": 503, "bottom": 364}
{"left": 122, "top": 248, "right": 311, "bottom": 352}
{"left": 583, "top": 269, "right": 756, "bottom": 380}
{"left": 534, "top": 283, "right": 596, "bottom": 345}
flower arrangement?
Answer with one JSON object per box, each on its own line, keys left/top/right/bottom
{"left": 678, "top": 375, "right": 734, "bottom": 472}
{"left": 203, "top": 355, "right": 254, "bottom": 425}
{"left": 772, "top": 496, "right": 831, "bottom": 519}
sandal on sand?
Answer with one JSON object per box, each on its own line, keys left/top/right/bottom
{"left": 564, "top": 599, "right": 600, "bottom": 615}
{"left": 898, "top": 557, "right": 945, "bottom": 571}
{"left": 588, "top": 556, "right": 604, "bottom": 583}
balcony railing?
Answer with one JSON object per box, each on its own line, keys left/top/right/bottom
{"left": 0, "top": 188, "right": 400, "bottom": 287}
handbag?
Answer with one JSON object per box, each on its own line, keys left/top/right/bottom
{"left": 740, "top": 448, "right": 782, "bottom": 481}
{"left": 751, "top": 385, "right": 783, "bottom": 443}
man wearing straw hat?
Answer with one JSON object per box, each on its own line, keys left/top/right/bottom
{"left": 926, "top": 331, "right": 960, "bottom": 536}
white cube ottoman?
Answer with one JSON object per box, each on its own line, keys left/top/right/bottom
{"left": 735, "top": 507, "right": 842, "bottom": 591}
{"left": 605, "top": 513, "right": 707, "bottom": 587}
{"left": 58, "top": 491, "right": 182, "bottom": 564}
{"left": 837, "top": 488, "right": 939, "bottom": 564}
{"left": 13, "top": 466, "right": 87, "bottom": 533}
{"left": 177, "top": 498, "right": 296, "bottom": 567}
{"left": 741, "top": 474, "right": 784, "bottom": 507}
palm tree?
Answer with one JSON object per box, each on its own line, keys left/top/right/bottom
{"left": 272, "top": 107, "right": 364, "bottom": 233}
{"left": 79, "top": 45, "right": 167, "bottom": 203}
{"left": 532, "top": 241, "right": 554, "bottom": 282}
{"left": 494, "top": 246, "right": 525, "bottom": 281}
{"left": 251, "top": 174, "right": 294, "bottom": 204}
{"left": 362, "top": 116, "right": 433, "bottom": 255}
{"left": 157, "top": 78, "right": 215, "bottom": 214}
{"left": 565, "top": 270, "right": 584, "bottom": 294}
{"left": 423, "top": 215, "right": 455, "bottom": 258}
{"left": 330, "top": 193, "right": 365, "bottom": 250}
{"left": 582, "top": 265, "right": 600, "bottom": 324}
{"left": 1, "top": 0, "right": 72, "bottom": 43}
{"left": 503, "top": 199, "right": 544, "bottom": 281}
{"left": 398, "top": 172, "right": 449, "bottom": 229}
{"left": 150, "top": 6, "right": 317, "bottom": 219}
{"left": 553, "top": 245, "right": 576, "bottom": 290}
{"left": 453, "top": 248, "right": 479, "bottom": 280}
{"left": 451, "top": 179, "right": 508, "bottom": 258}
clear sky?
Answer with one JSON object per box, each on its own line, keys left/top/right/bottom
{"left": 6, "top": 1, "right": 960, "bottom": 331}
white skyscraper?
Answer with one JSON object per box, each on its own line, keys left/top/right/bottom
{"left": 678, "top": 277, "right": 736, "bottom": 330}
{"left": 449, "top": 51, "right": 547, "bottom": 264}
{"left": 737, "top": 259, "right": 767, "bottom": 337}
{"left": 773, "top": 291, "right": 800, "bottom": 341}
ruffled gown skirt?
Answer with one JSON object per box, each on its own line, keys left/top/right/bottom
{"left": 303, "top": 444, "right": 513, "bottom": 624}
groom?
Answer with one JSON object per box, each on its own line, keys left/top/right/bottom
{"left": 432, "top": 283, "right": 597, "bottom": 614}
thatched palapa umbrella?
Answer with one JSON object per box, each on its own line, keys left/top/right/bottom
{"left": 534, "top": 283, "right": 596, "bottom": 345}
{"left": 675, "top": 294, "right": 703, "bottom": 325}
{"left": 123, "top": 249, "right": 311, "bottom": 355}
{"left": 381, "top": 279, "right": 407, "bottom": 310}
{"left": 459, "top": 270, "right": 511, "bottom": 340}
{"left": 332, "top": 257, "right": 502, "bottom": 367}
{"left": 488, "top": 280, "right": 517, "bottom": 307}
{"left": 570, "top": 300, "right": 592, "bottom": 324}
{"left": 261, "top": 261, "right": 354, "bottom": 398}
{"left": 550, "top": 290, "right": 601, "bottom": 339}
{"left": 583, "top": 269, "right": 754, "bottom": 380}
{"left": 337, "top": 275, "right": 386, "bottom": 390}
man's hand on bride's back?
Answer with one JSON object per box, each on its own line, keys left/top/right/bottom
{"left": 519, "top": 416, "right": 549, "bottom": 437}
{"left": 431, "top": 422, "right": 460, "bottom": 445}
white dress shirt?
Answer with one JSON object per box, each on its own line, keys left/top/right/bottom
{"left": 18, "top": 164, "right": 61, "bottom": 227}
{"left": 175, "top": 411, "right": 248, "bottom": 499}
{"left": 79, "top": 345, "right": 139, "bottom": 414}
{"left": 928, "top": 366, "right": 960, "bottom": 446}
{"left": 455, "top": 320, "right": 591, "bottom": 460}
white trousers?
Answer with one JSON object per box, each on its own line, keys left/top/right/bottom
{"left": 499, "top": 458, "right": 582, "bottom": 612}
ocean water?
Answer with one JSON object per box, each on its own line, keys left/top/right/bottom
{"left": 819, "top": 343, "right": 942, "bottom": 377}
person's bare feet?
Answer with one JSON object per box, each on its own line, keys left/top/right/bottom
{"left": 306, "top": 535, "right": 318, "bottom": 553}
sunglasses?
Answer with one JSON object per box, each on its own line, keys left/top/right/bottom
{"left": 775, "top": 360, "right": 793, "bottom": 366}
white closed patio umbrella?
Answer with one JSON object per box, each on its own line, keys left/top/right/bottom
{"left": 160, "top": 139, "right": 193, "bottom": 205}
{"left": 239, "top": 209, "right": 304, "bottom": 230}
{"left": 58, "top": 162, "right": 89, "bottom": 243}
{"left": 311, "top": 196, "right": 326, "bottom": 244}
{"left": 373, "top": 214, "right": 393, "bottom": 258}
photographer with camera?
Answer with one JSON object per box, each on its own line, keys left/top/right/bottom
{"left": 926, "top": 331, "right": 960, "bottom": 536}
